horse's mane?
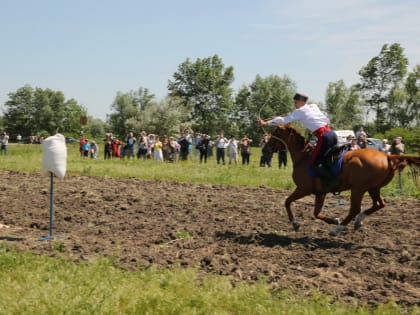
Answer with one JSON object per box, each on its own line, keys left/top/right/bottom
{"left": 279, "top": 124, "right": 307, "bottom": 149}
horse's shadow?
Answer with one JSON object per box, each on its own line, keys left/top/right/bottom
{"left": 215, "top": 231, "right": 400, "bottom": 254}
{"left": 215, "top": 231, "right": 354, "bottom": 250}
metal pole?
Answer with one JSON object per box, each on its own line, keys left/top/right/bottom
{"left": 49, "top": 172, "right": 54, "bottom": 239}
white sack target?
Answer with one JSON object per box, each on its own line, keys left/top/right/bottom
{"left": 42, "top": 134, "right": 67, "bottom": 179}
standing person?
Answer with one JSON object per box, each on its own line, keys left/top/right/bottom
{"left": 259, "top": 92, "right": 338, "bottom": 191}
{"left": 0, "top": 131, "right": 9, "bottom": 155}
{"left": 259, "top": 134, "right": 272, "bottom": 167}
{"left": 191, "top": 132, "right": 202, "bottom": 161}
{"left": 215, "top": 132, "right": 228, "bottom": 165}
{"left": 111, "top": 138, "right": 122, "bottom": 158}
{"left": 153, "top": 135, "right": 163, "bottom": 161}
{"left": 379, "top": 139, "right": 391, "bottom": 155}
{"left": 162, "top": 135, "right": 169, "bottom": 161}
{"left": 207, "top": 137, "right": 214, "bottom": 159}
{"left": 390, "top": 137, "right": 405, "bottom": 155}
{"left": 168, "top": 136, "right": 177, "bottom": 162}
{"left": 79, "top": 135, "right": 87, "bottom": 157}
{"left": 227, "top": 135, "right": 239, "bottom": 165}
{"left": 357, "top": 134, "right": 367, "bottom": 149}
{"left": 198, "top": 134, "right": 210, "bottom": 163}
{"left": 125, "top": 131, "right": 136, "bottom": 159}
{"left": 178, "top": 133, "right": 190, "bottom": 161}
{"left": 355, "top": 126, "right": 367, "bottom": 139}
{"left": 349, "top": 137, "right": 360, "bottom": 150}
{"left": 82, "top": 140, "right": 90, "bottom": 159}
{"left": 278, "top": 147, "right": 288, "bottom": 169}
{"left": 90, "top": 141, "right": 99, "bottom": 159}
{"left": 104, "top": 139, "right": 112, "bottom": 159}
{"left": 146, "top": 134, "right": 155, "bottom": 159}
{"left": 137, "top": 131, "right": 148, "bottom": 159}
{"left": 240, "top": 135, "right": 252, "bottom": 165}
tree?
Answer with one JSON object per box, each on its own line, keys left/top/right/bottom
{"left": 107, "top": 87, "right": 155, "bottom": 138}
{"left": 167, "top": 55, "right": 234, "bottom": 135}
{"left": 405, "top": 65, "right": 420, "bottom": 126}
{"left": 233, "top": 74, "right": 296, "bottom": 141}
{"left": 3, "top": 85, "right": 86, "bottom": 138}
{"left": 140, "top": 97, "right": 187, "bottom": 137}
{"left": 325, "top": 80, "right": 362, "bottom": 129}
{"left": 87, "top": 117, "right": 107, "bottom": 138}
{"left": 358, "top": 43, "right": 408, "bottom": 132}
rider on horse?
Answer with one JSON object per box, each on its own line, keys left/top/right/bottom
{"left": 259, "top": 92, "right": 338, "bottom": 192}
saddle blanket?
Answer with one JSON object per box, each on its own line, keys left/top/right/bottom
{"left": 307, "top": 148, "right": 348, "bottom": 178}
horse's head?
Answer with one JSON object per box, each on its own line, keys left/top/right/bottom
{"left": 262, "top": 124, "right": 305, "bottom": 157}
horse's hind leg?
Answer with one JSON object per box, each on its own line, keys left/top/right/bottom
{"left": 330, "top": 190, "right": 364, "bottom": 236}
{"left": 313, "top": 194, "right": 340, "bottom": 225}
{"left": 354, "top": 188, "right": 385, "bottom": 230}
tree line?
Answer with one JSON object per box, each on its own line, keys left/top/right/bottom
{"left": 1, "top": 43, "right": 419, "bottom": 150}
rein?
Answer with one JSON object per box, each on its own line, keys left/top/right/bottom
{"left": 270, "top": 126, "right": 295, "bottom": 148}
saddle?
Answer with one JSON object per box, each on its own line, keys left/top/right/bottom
{"left": 307, "top": 144, "right": 350, "bottom": 181}
{"left": 322, "top": 144, "right": 350, "bottom": 171}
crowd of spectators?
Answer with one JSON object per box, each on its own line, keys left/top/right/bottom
{"left": 76, "top": 128, "right": 408, "bottom": 166}
{"left": 345, "top": 128, "right": 405, "bottom": 156}
{"left": 76, "top": 129, "right": 288, "bottom": 166}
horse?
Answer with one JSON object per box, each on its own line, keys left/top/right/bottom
{"left": 262, "top": 124, "right": 420, "bottom": 236}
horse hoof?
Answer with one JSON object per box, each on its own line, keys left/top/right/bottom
{"left": 354, "top": 213, "right": 365, "bottom": 231}
{"left": 354, "top": 220, "right": 362, "bottom": 231}
{"left": 329, "top": 224, "right": 346, "bottom": 236}
{"left": 292, "top": 221, "right": 300, "bottom": 232}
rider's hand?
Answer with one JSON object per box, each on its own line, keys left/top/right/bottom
{"left": 258, "top": 120, "right": 268, "bottom": 126}
{"left": 302, "top": 143, "right": 314, "bottom": 153}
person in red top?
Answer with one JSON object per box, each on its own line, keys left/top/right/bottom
{"left": 259, "top": 92, "right": 338, "bottom": 191}
{"left": 79, "top": 135, "right": 87, "bottom": 158}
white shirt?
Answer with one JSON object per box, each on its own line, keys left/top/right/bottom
{"left": 216, "top": 137, "right": 228, "bottom": 149}
{"left": 227, "top": 140, "right": 238, "bottom": 154}
{"left": 267, "top": 103, "right": 329, "bottom": 132}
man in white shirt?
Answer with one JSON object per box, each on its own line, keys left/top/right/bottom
{"left": 0, "top": 131, "right": 9, "bottom": 155}
{"left": 259, "top": 92, "right": 338, "bottom": 191}
{"left": 215, "top": 132, "right": 228, "bottom": 165}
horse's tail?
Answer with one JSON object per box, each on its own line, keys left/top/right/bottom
{"left": 388, "top": 155, "right": 420, "bottom": 186}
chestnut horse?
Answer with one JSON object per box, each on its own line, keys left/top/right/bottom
{"left": 263, "top": 124, "right": 420, "bottom": 236}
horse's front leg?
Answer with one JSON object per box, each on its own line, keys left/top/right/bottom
{"left": 313, "top": 194, "right": 341, "bottom": 225}
{"left": 285, "top": 188, "right": 310, "bottom": 232}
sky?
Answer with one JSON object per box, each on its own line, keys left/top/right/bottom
{"left": 1, "top": 0, "right": 420, "bottom": 121}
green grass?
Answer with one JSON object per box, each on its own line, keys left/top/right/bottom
{"left": 0, "top": 143, "right": 419, "bottom": 314}
{"left": 1, "top": 143, "right": 418, "bottom": 197}
{"left": 0, "top": 247, "right": 414, "bottom": 315}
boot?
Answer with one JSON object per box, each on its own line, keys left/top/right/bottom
{"left": 314, "top": 164, "right": 339, "bottom": 192}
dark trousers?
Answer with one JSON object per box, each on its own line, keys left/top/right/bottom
{"left": 260, "top": 155, "right": 272, "bottom": 167}
{"left": 241, "top": 152, "right": 250, "bottom": 165}
{"left": 278, "top": 150, "right": 287, "bottom": 168}
{"left": 200, "top": 150, "right": 207, "bottom": 163}
{"left": 312, "top": 130, "right": 337, "bottom": 166}
{"left": 216, "top": 148, "right": 225, "bottom": 164}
